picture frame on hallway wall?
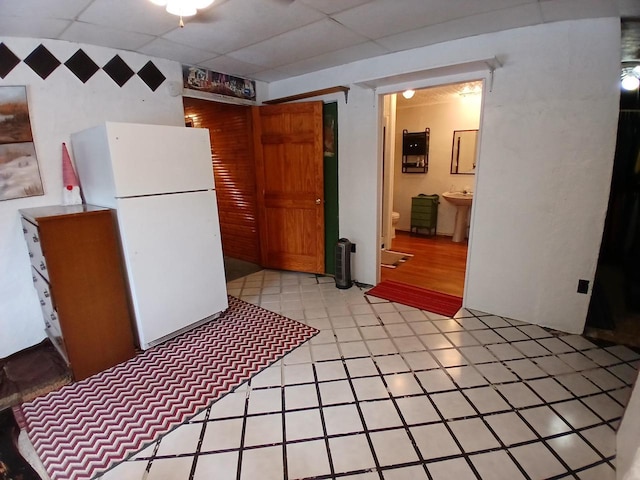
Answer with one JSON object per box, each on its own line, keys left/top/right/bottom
{"left": 0, "top": 86, "right": 44, "bottom": 201}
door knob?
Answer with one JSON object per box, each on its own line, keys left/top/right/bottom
{"left": 316, "top": 198, "right": 322, "bottom": 205}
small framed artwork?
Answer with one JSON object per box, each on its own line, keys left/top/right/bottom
{"left": 0, "top": 86, "right": 44, "bottom": 201}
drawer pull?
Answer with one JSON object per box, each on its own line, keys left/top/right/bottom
{"left": 40, "top": 299, "right": 45, "bottom": 306}
{"left": 44, "top": 289, "right": 50, "bottom": 298}
{"left": 45, "top": 320, "right": 51, "bottom": 328}
{"left": 50, "top": 312, "right": 57, "bottom": 322}
{"left": 22, "top": 227, "right": 27, "bottom": 234}
{"left": 32, "top": 234, "right": 39, "bottom": 243}
{"left": 39, "top": 261, "right": 46, "bottom": 271}
{"left": 29, "top": 251, "right": 33, "bottom": 258}
{"left": 32, "top": 275, "right": 37, "bottom": 283}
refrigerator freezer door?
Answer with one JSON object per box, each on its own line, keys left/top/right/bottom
{"left": 116, "top": 190, "right": 228, "bottom": 348}
{"left": 72, "top": 122, "right": 215, "bottom": 199}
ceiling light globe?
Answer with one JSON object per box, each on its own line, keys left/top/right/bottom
{"left": 402, "top": 89, "right": 415, "bottom": 99}
{"left": 194, "top": 0, "right": 214, "bottom": 8}
{"left": 166, "top": 1, "right": 197, "bottom": 16}
{"left": 622, "top": 75, "right": 640, "bottom": 91}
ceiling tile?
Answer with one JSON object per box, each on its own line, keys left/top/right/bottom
{"left": 277, "top": 41, "right": 388, "bottom": 76}
{"left": 0, "top": 0, "right": 92, "bottom": 19}
{"left": 214, "top": 0, "right": 325, "bottom": 31}
{"left": 333, "top": 0, "right": 539, "bottom": 40}
{"left": 298, "top": 0, "right": 373, "bottom": 15}
{"left": 199, "top": 55, "right": 265, "bottom": 76}
{"left": 249, "top": 69, "right": 292, "bottom": 83}
{"left": 377, "top": 3, "right": 543, "bottom": 53}
{"left": 227, "top": 18, "right": 370, "bottom": 68}
{"left": 0, "top": 17, "right": 71, "bottom": 39}
{"left": 161, "top": 21, "right": 248, "bottom": 55}
{"left": 59, "top": 21, "right": 155, "bottom": 51}
{"left": 163, "top": 0, "right": 326, "bottom": 54}
{"left": 78, "top": 0, "right": 181, "bottom": 36}
{"left": 139, "top": 38, "right": 218, "bottom": 65}
{"left": 539, "top": 0, "right": 619, "bottom": 23}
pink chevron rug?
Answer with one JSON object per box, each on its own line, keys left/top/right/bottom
{"left": 16, "top": 297, "right": 318, "bottom": 480}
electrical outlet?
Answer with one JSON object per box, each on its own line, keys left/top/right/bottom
{"left": 577, "top": 279, "right": 589, "bottom": 294}
{"left": 350, "top": 243, "right": 356, "bottom": 253}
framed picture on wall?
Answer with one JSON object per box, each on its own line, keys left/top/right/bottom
{"left": 0, "top": 86, "right": 44, "bottom": 201}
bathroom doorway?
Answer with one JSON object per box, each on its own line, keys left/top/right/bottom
{"left": 380, "top": 81, "right": 483, "bottom": 297}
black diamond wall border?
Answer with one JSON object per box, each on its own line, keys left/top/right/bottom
{"left": 1, "top": 43, "right": 166, "bottom": 91}
{"left": 0, "top": 43, "right": 20, "bottom": 79}
{"left": 24, "top": 44, "right": 61, "bottom": 79}
{"left": 138, "top": 61, "right": 166, "bottom": 92}
{"left": 103, "top": 55, "right": 135, "bottom": 87}
{"left": 65, "top": 49, "right": 100, "bottom": 84}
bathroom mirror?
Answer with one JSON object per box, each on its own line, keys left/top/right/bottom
{"left": 450, "top": 129, "right": 478, "bottom": 174}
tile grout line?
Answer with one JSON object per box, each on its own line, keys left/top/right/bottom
{"left": 234, "top": 381, "right": 251, "bottom": 480}
{"left": 186, "top": 405, "right": 212, "bottom": 480}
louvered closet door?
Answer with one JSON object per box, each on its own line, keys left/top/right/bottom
{"left": 183, "top": 99, "right": 260, "bottom": 264}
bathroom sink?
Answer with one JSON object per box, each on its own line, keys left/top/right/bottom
{"left": 442, "top": 191, "right": 473, "bottom": 242}
{"left": 442, "top": 191, "right": 473, "bottom": 206}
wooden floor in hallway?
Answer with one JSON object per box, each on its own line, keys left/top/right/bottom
{"left": 381, "top": 231, "right": 468, "bottom": 297}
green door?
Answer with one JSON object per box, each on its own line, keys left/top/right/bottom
{"left": 323, "top": 102, "right": 339, "bottom": 274}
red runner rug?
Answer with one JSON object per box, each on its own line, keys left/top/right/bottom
{"left": 16, "top": 297, "right": 317, "bottom": 480}
{"left": 366, "top": 280, "right": 463, "bottom": 317}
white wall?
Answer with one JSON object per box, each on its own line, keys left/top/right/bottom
{"left": 268, "top": 17, "right": 620, "bottom": 334}
{"left": 0, "top": 37, "right": 186, "bottom": 357}
{"left": 393, "top": 92, "right": 481, "bottom": 236}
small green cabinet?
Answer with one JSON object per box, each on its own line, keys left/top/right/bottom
{"left": 410, "top": 194, "right": 439, "bottom": 236}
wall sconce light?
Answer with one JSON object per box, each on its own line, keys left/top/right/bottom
{"left": 402, "top": 90, "right": 415, "bottom": 99}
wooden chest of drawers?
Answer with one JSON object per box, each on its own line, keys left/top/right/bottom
{"left": 20, "top": 205, "right": 136, "bottom": 381}
{"left": 410, "top": 194, "right": 439, "bottom": 236}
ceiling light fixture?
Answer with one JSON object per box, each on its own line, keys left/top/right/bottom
{"left": 459, "top": 84, "right": 482, "bottom": 97}
{"left": 149, "top": 0, "right": 214, "bottom": 27}
{"left": 621, "top": 63, "right": 640, "bottom": 92}
{"left": 402, "top": 89, "right": 415, "bottom": 99}
{"left": 622, "top": 74, "right": 640, "bottom": 91}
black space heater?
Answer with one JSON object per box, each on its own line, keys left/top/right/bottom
{"left": 335, "top": 238, "right": 353, "bottom": 289}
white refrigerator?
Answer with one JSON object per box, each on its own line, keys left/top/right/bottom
{"left": 71, "top": 122, "right": 228, "bottom": 349}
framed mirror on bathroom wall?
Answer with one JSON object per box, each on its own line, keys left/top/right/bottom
{"left": 450, "top": 129, "right": 478, "bottom": 175}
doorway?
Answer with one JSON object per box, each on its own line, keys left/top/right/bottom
{"left": 585, "top": 94, "right": 640, "bottom": 347}
{"left": 380, "top": 81, "right": 483, "bottom": 297}
{"left": 183, "top": 97, "right": 339, "bottom": 276}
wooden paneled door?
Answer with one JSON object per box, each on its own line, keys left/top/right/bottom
{"left": 252, "top": 102, "right": 325, "bottom": 273}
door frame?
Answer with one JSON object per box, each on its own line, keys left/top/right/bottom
{"left": 323, "top": 102, "right": 339, "bottom": 274}
{"left": 374, "top": 74, "right": 490, "bottom": 298}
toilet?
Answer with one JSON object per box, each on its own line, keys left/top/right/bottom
{"left": 391, "top": 211, "right": 400, "bottom": 238}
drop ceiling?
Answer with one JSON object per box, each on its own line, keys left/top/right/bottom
{"left": 0, "top": 0, "right": 638, "bottom": 83}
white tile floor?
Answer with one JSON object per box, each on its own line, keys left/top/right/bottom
{"left": 97, "top": 270, "right": 639, "bottom": 480}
